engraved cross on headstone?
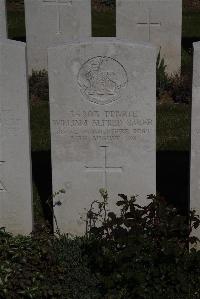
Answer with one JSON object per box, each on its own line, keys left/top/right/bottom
{"left": 0, "top": 161, "right": 6, "bottom": 192}
{"left": 43, "top": 0, "right": 72, "bottom": 35}
{"left": 137, "top": 8, "right": 161, "bottom": 41}
{"left": 85, "top": 146, "right": 122, "bottom": 189}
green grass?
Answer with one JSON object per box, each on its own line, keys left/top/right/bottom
{"left": 92, "top": 10, "right": 115, "bottom": 37}
{"left": 30, "top": 102, "right": 191, "bottom": 152}
{"left": 30, "top": 102, "right": 51, "bottom": 152}
{"left": 157, "top": 103, "right": 191, "bottom": 151}
{"left": 7, "top": 10, "right": 25, "bottom": 39}
{"left": 182, "top": 10, "right": 200, "bottom": 38}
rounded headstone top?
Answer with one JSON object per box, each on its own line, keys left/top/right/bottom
{"left": 48, "top": 37, "right": 157, "bottom": 51}
{"left": 193, "top": 42, "right": 200, "bottom": 50}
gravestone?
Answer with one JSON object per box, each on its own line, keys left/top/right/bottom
{"left": 0, "top": 39, "right": 32, "bottom": 235}
{"left": 0, "top": 0, "right": 7, "bottom": 38}
{"left": 24, "top": 0, "right": 91, "bottom": 74}
{"left": 48, "top": 38, "right": 156, "bottom": 235}
{"left": 116, "top": 0, "right": 182, "bottom": 74}
{"left": 190, "top": 42, "right": 200, "bottom": 244}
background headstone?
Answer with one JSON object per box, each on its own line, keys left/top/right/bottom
{"left": 190, "top": 41, "right": 200, "bottom": 243}
{"left": 24, "top": 0, "right": 91, "bottom": 74}
{"left": 0, "top": 39, "right": 32, "bottom": 235}
{"left": 116, "top": 0, "right": 182, "bottom": 74}
{"left": 48, "top": 38, "right": 156, "bottom": 235}
{"left": 0, "top": 0, "right": 7, "bottom": 38}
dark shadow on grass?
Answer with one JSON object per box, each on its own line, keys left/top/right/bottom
{"left": 157, "top": 151, "right": 189, "bottom": 215}
{"left": 182, "top": 37, "right": 200, "bottom": 52}
{"left": 11, "top": 36, "right": 26, "bottom": 42}
{"left": 31, "top": 151, "right": 53, "bottom": 231}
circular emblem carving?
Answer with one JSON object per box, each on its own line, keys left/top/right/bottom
{"left": 77, "top": 56, "right": 128, "bottom": 105}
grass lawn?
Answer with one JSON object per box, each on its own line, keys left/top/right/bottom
{"left": 92, "top": 10, "right": 115, "bottom": 37}
{"left": 6, "top": 7, "right": 25, "bottom": 39}
{"left": 157, "top": 103, "right": 190, "bottom": 151}
{"left": 182, "top": 9, "right": 200, "bottom": 39}
{"left": 30, "top": 102, "right": 51, "bottom": 152}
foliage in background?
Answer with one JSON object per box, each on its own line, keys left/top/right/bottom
{"left": 92, "top": 0, "right": 115, "bottom": 12}
{"left": 156, "top": 51, "right": 192, "bottom": 104}
{"left": 156, "top": 50, "right": 170, "bottom": 100}
{"left": 85, "top": 191, "right": 200, "bottom": 298}
{"left": 183, "top": 0, "right": 200, "bottom": 10}
{"left": 97, "top": 0, "right": 115, "bottom": 7}
{"left": 29, "top": 70, "right": 49, "bottom": 102}
{"left": 168, "top": 73, "right": 192, "bottom": 104}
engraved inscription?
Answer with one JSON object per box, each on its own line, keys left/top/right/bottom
{"left": 52, "top": 109, "right": 153, "bottom": 145}
{"left": 77, "top": 57, "right": 128, "bottom": 105}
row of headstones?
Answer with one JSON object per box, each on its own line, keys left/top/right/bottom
{"left": 0, "top": 0, "right": 182, "bottom": 75}
{"left": 0, "top": 36, "right": 157, "bottom": 235}
{"left": 0, "top": 0, "right": 199, "bottom": 240}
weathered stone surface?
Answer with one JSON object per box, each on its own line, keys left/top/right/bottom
{"left": 116, "top": 0, "right": 182, "bottom": 74}
{"left": 190, "top": 42, "right": 200, "bottom": 244}
{"left": 49, "top": 38, "right": 156, "bottom": 235}
{"left": 24, "top": 0, "right": 91, "bottom": 74}
{"left": 0, "top": 39, "right": 32, "bottom": 235}
{"left": 0, "top": 0, "right": 7, "bottom": 38}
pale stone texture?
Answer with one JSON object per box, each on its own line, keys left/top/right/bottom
{"left": 116, "top": 0, "right": 182, "bottom": 74}
{"left": 48, "top": 38, "right": 156, "bottom": 235}
{"left": 0, "top": 0, "right": 7, "bottom": 38}
{"left": 190, "top": 42, "right": 200, "bottom": 244}
{"left": 24, "top": 0, "right": 91, "bottom": 74}
{"left": 0, "top": 39, "right": 32, "bottom": 235}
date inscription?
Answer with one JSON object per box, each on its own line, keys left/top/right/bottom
{"left": 52, "top": 109, "right": 153, "bottom": 144}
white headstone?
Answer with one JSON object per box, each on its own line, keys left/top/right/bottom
{"left": 0, "top": 0, "right": 7, "bottom": 38}
{"left": 116, "top": 0, "right": 182, "bottom": 74}
{"left": 48, "top": 38, "right": 156, "bottom": 235}
{"left": 24, "top": 0, "right": 91, "bottom": 74}
{"left": 0, "top": 39, "right": 32, "bottom": 235}
{"left": 190, "top": 42, "right": 200, "bottom": 244}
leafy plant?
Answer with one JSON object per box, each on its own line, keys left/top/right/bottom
{"left": 85, "top": 191, "right": 200, "bottom": 298}
{"left": 0, "top": 227, "right": 99, "bottom": 299}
